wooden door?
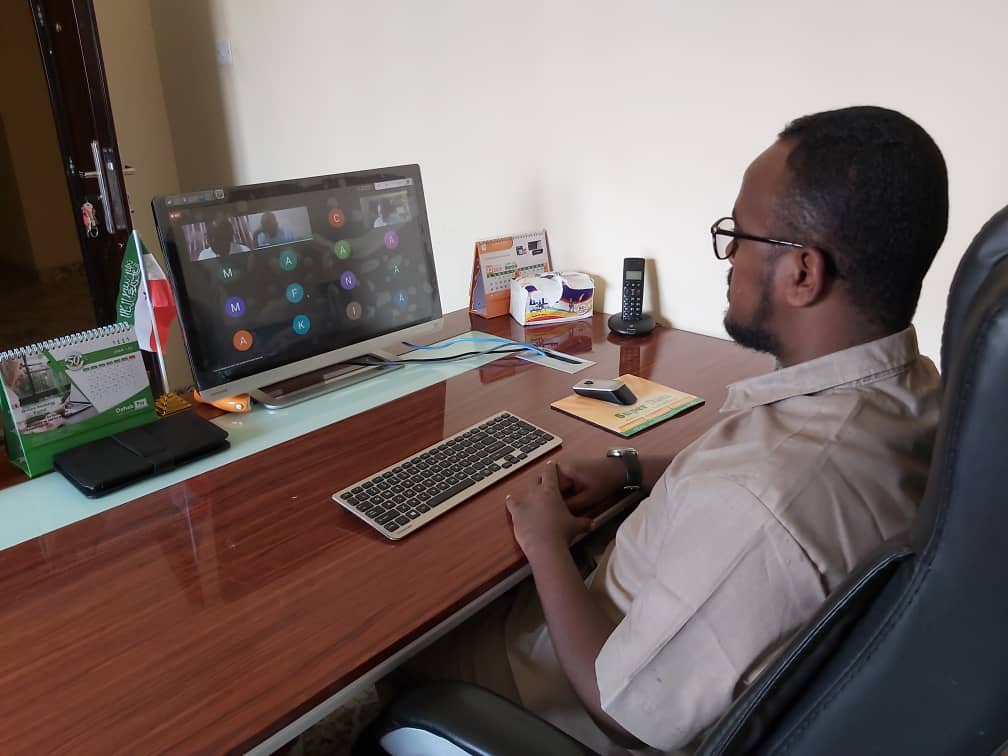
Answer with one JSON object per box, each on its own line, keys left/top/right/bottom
{"left": 28, "top": 0, "right": 132, "bottom": 324}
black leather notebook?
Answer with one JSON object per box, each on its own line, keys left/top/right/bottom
{"left": 53, "top": 411, "right": 229, "bottom": 497}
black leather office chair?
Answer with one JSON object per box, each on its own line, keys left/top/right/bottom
{"left": 360, "top": 205, "right": 1008, "bottom": 756}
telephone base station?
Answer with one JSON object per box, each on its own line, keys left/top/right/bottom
{"left": 607, "top": 313, "right": 656, "bottom": 337}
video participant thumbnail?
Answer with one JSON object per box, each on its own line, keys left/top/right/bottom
{"left": 184, "top": 215, "right": 251, "bottom": 261}
{"left": 183, "top": 207, "right": 313, "bottom": 261}
{"left": 363, "top": 190, "right": 412, "bottom": 229}
{"left": 249, "top": 207, "right": 313, "bottom": 249}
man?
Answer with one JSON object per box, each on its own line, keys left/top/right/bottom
{"left": 373, "top": 198, "right": 396, "bottom": 228}
{"left": 196, "top": 216, "right": 250, "bottom": 260}
{"left": 254, "top": 211, "right": 295, "bottom": 248}
{"left": 406, "top": 106, "right": 948, "bottom": 755}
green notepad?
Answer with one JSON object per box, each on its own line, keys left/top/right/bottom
{"left": 0, "top": 323, "right": 157, "bottom": 477}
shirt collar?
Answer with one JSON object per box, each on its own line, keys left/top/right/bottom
{"left": 721, "top": 327, "right": 922, "bottom": 412}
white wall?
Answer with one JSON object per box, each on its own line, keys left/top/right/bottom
{"left": 540, "top": 0, "right": 1008, "bottom": 362}
{"left": 95, "top": 0, "right": 191, "bottom": 390}
{"left": 150, "top": 0, "right": 237, "bottom": 192}
{"left": 201, "top": 0, "right": 548, "bottom": 313}
{"left": 162, "top": 0, "right": 1008, "bottom": 363}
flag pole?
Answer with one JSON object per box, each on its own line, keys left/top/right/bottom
{"left": 133, "top": 230, "right": 171, "bottom": 397}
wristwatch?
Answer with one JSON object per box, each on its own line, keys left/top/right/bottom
{"left": 606, "top": 447, "right": 642, "bottom": 491}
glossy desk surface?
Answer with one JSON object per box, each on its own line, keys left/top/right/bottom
{"left": 0, "top": 311, "right": 770, "bottom": 754}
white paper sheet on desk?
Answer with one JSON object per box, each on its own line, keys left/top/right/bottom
{"left": 516, "top": 350, "right": 594, "bottom": 374}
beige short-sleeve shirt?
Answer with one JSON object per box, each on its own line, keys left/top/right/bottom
{"left": 506, "top": 327, "right": 941, "bottom": 754}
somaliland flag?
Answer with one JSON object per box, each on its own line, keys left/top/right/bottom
{"left": 116, "top": 230, "right": 177, "bottom": 353}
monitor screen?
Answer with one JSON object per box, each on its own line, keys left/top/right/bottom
{"left": 152, "top": 164, "right": 442, "bottom": 398}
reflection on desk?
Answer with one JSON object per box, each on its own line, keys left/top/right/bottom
{"left": 0, "top": 310, "right": 771, "bottom": 754}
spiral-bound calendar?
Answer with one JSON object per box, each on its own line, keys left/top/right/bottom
{"left": 0, "top": 322, "right": 157, "bottom": 477}
{"left": 469, "top": 229, "right": 552, "bottom": 318}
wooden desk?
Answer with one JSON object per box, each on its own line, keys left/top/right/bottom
{"left": 0, "top": 311, "right": 770, "bottom": 754}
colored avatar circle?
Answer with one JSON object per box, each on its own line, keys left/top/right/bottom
{"left": 286, "top": 282, "right": 305, "bottom": 303}
{"left": 340, "top": 270, "right": 358, "bottom": 291}
{"left": 279, "top": 249, "right": 299, "bottom": 271}
{"left": 394, "top": 288, "right": 408, "bottom": 307}
{"left": 233, "top": 330, "right": 253, "bottom": 351}
{"left": 225, "top": 296, "right": 246, "bottom": 318}
{"left": 334, "top": 240, "right": 351, "bottom": 259}
{"left": 218, "top": 264, "right": 240, "bottom": 283}
{"left": 292, "top": 315, "right": 311, "bottom": 335}
{"left": 383, "top": 230, "right": 400, "bottom": 250}
{"left": 345, "top": 301, "right": 362, "bottom": 321}
{"left": 328, "top": 207, "right": 346, "bottom": 228}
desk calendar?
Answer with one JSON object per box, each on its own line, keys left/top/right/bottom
{"left": 0, "top": 323, "right": 156, "bottom": 477}
{"left": 468, "top": 229, "right": 551, "bottom": 318}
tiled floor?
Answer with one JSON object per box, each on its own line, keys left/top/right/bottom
{"left": 288, "top": 685, "right": 382, "bottom": 755}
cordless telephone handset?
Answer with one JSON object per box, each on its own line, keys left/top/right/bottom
{"left": 620, "top": 258, "right": 646, "bottom": 322}
{"left": 608, "top": 257, "right": 656, "bottom": 336}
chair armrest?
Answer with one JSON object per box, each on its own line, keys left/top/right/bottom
{"left": 367, "top": 681, "right": 600, "bottom": 756}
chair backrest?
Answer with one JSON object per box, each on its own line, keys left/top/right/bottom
{"left": 941, "top": 204, "right": 1008, "bottom": 373}
{"left": 698, "top": 205, "right": 1008, "bottom": 756}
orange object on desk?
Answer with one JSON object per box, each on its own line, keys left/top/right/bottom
{"left": 193, "top": 389, "right": 251, "bottom": 413}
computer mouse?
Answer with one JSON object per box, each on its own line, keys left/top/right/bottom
{"left": 572, "top": 379, "right": 638, "bottom": 405}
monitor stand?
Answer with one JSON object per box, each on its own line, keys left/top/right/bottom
{"left": 249, "top": 354, "right": 404, "bottom": 410}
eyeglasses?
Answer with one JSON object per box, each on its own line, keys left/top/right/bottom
{"left": 710, "top": 216, "right": 843, "bottom": 278}
{"left": 710, "top": 216, "right": 806, "bottom": 260}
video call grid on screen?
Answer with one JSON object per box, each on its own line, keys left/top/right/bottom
{"left": 152, "top": 165, "right": 441, "bottom": 391}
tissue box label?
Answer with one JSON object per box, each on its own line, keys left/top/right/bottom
{"left": 510, "top": 271, "right": 594, "bottom": 325}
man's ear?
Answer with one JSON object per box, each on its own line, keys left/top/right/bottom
{"left": 782, "top": 247, "right": 831, "bottom": 307}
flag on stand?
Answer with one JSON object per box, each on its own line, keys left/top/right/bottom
{"left": 116, "top": 231, "right": 176, "bottom": 353}
{"left": 116, "top": 230, "right": 177, "bottom": 397}
{"left": 138, "top": 251, "right": 176, "bottom": 356}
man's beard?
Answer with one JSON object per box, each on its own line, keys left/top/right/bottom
{"left": 723, "top": 267, "right": 781, "bottom": 356}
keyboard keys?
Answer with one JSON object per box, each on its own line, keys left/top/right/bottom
{"left": 332, "top": 412, "right": 561, "bottom": 540}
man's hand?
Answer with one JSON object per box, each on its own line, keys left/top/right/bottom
{"left": 507, "top": 461, "right": 648, "bottom": 750}
{"left": 506, "top": 462, "right": 592, "bottom": 560}
{"left": 555, "top": 458, "right": 627, "bottom": 516}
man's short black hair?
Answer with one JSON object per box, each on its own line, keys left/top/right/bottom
{"left": 777, "top": 106, "right": 948, "bottom": 332}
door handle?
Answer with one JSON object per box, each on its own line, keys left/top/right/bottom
{"left": 79, "top": 165, "right": 136, "bottom": 179}
{"left": 85, "top": 140, "right": 129, "bottom": 234}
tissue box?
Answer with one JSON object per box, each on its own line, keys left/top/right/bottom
{"left": 510, "top": 271, "right": 595, "bottom": 326}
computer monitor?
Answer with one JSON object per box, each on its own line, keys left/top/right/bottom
{"left": 152, "top": 164, "right": 443, "bottom": 408}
